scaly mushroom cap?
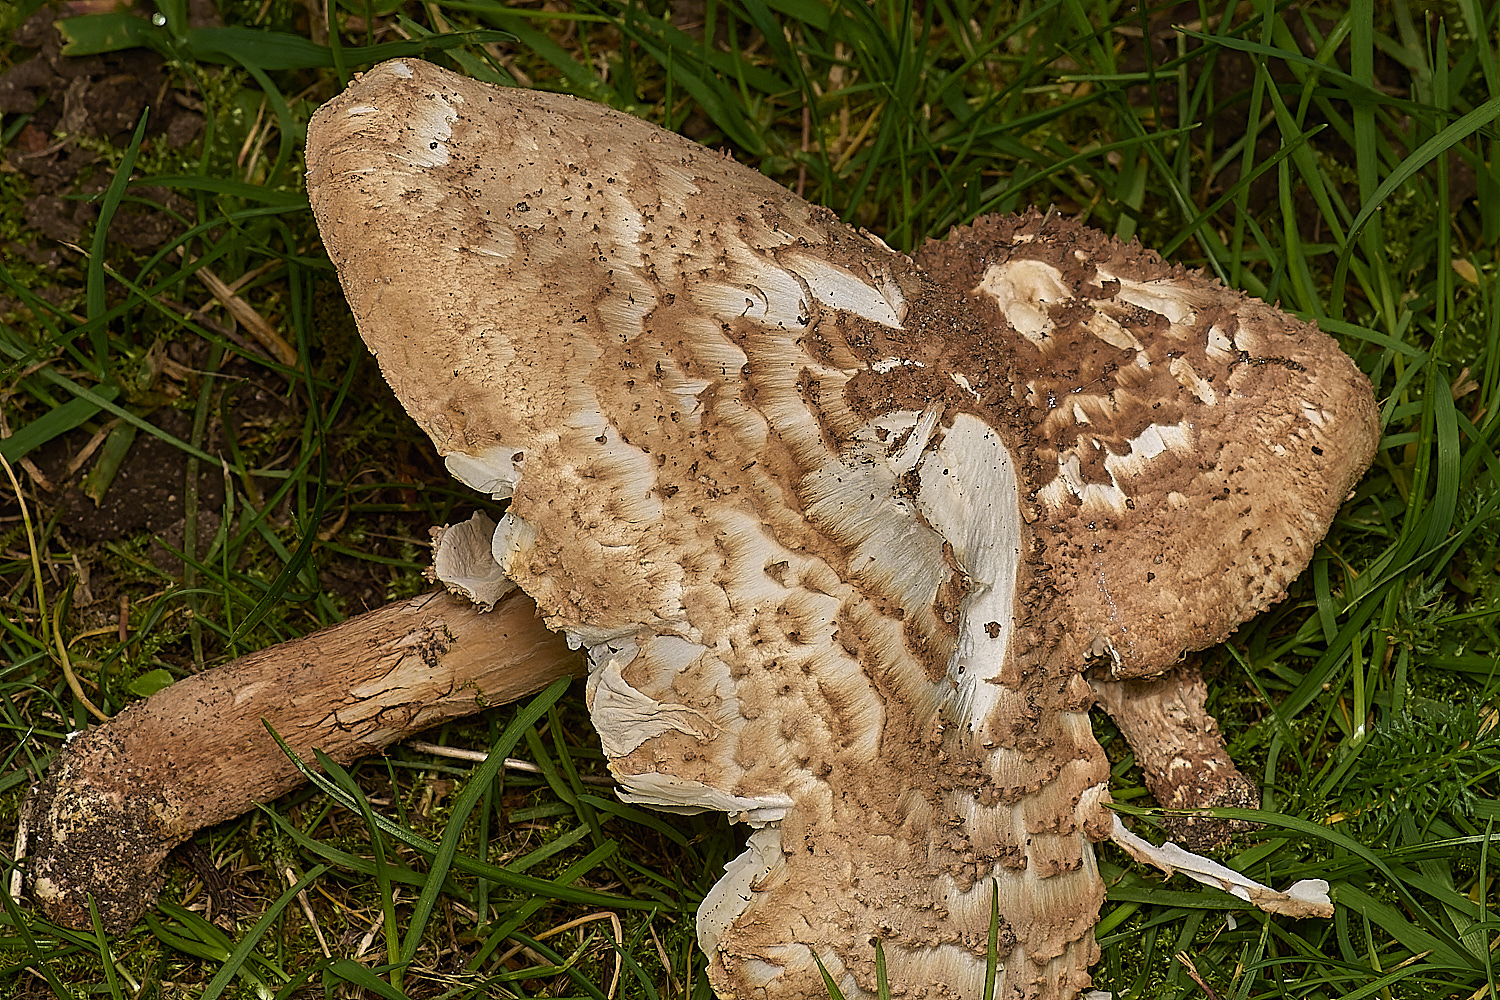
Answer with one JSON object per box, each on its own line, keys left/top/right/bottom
{"left": 307, "top": 59, "right": 1378, "bottom": 1000}
{"left": 917, "top": 217, "right": 1377, "bottom": 677}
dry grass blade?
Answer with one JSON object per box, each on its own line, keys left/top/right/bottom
{"left": 192, "top": 263, "right": 298, "bottom": 368}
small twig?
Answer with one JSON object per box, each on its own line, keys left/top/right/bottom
{"left": 831, "top": 100, "right": 883, "bottom": 176}
{"left": 217, "top": 259, "right": 282, "bottom": 297}
{"left": 314, "top": 493, "right": 352, "bottom": 542}
{"left": 355, "top": 905, "right": 389, "bottom": 961}
{"left": 194, "top": 264, "right": 298, "bottom": 368}
{"left": 647, "top": 921, "right": 680, "bottom": 997}
{"left": 303, "top": 0, "right": 327, "bottom": 47}
{"left": 128, "top": 959, "right": 156, "bottom": 1000}
{"left": 16, "top": 135, "right": 70, "bottom": 159}
{"left": 1176, "top": 951, "right": 1223, "bottom": 1000}
{"left": 54, "top": 589, "right": 110, "bottom": 723}
{"left": 283, "top": 865, "right": 332, "bottom": 958}
{"left": 67, "top": 548, "right": 92, "bottom": 607}
{"left": 496, "top": 911, "right": 624, "bottom": 998}
{"left": 0, "top": 398, "right": 55, "bottom": 492}
{"left": 154, "top": 293, "right": 258, "bottom": 355}
{"left": 405, "top": 740, "right": 615, "bottom": 786}
{"left": 65, "top": 417, "right": 123, "bottom": 479}
{"left": 20, "top": 457, "right": 55, "bottom": 492}
{"left": 235, "top": 95, "right": 268, "bottom": 171}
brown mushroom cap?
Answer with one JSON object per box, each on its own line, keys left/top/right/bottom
{"left": 307, "top": 59, "right": 1377, "bottom": 1000}
{"left": 918, "top": 215, "right": 1378, "bottom": 678}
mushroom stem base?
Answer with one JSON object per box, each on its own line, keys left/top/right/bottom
{"left": 20, "top": 589, "right": 581, "bottom": 934}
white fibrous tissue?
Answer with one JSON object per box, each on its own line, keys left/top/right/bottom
{"left": 431, "top": 512, "right": 514, "bottom": 610}
{"left": 1110, "top": 815, "right": 1333, "bottom": 918}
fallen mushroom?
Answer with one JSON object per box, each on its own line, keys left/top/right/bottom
{"left": 305, "top": 59, "right": 1378, "bottom": 1000}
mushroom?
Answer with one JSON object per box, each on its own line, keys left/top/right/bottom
{"left": 306, "top": 59, "right": 1378, "bottom": 1000}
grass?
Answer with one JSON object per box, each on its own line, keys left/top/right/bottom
{"left": 2, "top": 0, "right": 1499, "bottom": 996}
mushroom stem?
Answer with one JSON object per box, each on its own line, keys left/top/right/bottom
{"left": 20, "top": 588, "right": 581, "bottom": 934}
{"left": 1091, "top": 662, "right": 1259, "bottom": 848}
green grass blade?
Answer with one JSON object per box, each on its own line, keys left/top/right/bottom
{"left": 85, "top": 110, "right": 149, "bottom": 366}
{"left": 261, "top": 688, "right": 658, "bottom": 910}
{"left": 54, "top": 11, "right": 156, "bottom": 54}
{"left": 399, "top": 678, "right": 579, "bottom": 965}
{"left": 198, "top": 867, "right": 325, "bottom": 1000}
{"left": 328, "top": 960, "right": 411, "bottom": 999}
{"left": 86, "top": 899, "right": 125, "bottom": 1000}
{"left": 0, "top": 886, "right": 77, "bottom": 1000}
{"left": 0, "top": 387, "right": 119, "bottom": 463}
{"left": 1334, "top": 93, "right": 1500, "bottom": 315}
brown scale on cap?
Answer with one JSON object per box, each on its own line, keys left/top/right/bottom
{"left": 918, "top": 214, "right": 1378, "bottom": 678}
{"left": 307, "top": 59, "right": 1376, "bottom": 1000}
